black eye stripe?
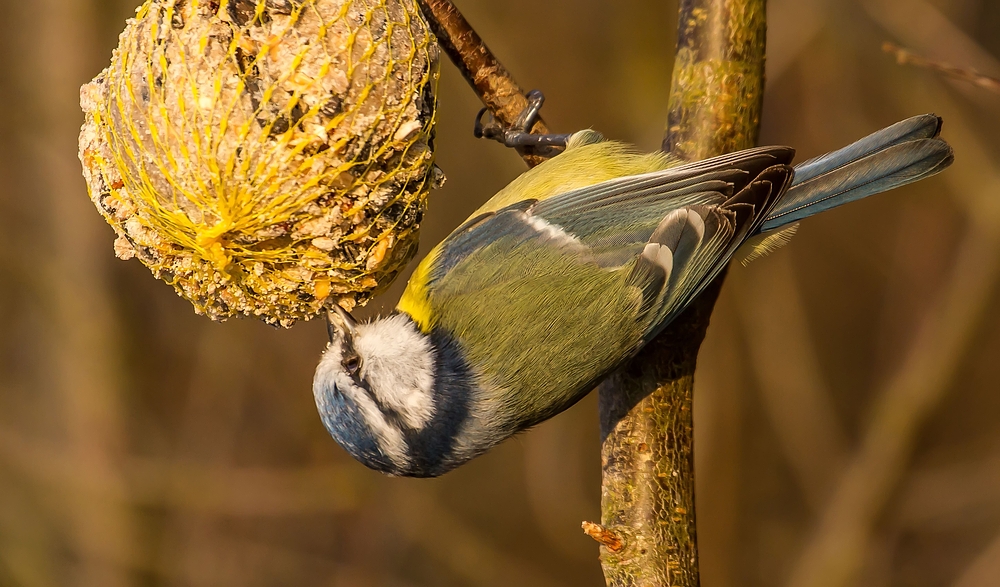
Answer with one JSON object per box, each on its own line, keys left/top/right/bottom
{"left": 350, "top": 371, "right": 408, "bottom": 428}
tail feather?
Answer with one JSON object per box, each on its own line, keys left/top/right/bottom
{"left": 792, "top": 114, "right": 943, "bottom": 185}
{"left": 759, "top": 114, "right": 954, "bottom": 233}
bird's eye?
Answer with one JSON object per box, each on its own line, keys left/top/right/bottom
{"left": 344, "top": 354, "right": 361, "bottom": 375}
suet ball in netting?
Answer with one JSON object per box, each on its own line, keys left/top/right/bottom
{"left": 79, "top": 0, "right": 442, "bottom": 326}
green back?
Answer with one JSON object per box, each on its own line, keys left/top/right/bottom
{"left": 397, "top": 137, "right": 794, "bottom": 435}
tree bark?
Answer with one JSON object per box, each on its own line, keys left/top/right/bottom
{"left": 595, "top": 2, "right": 767, "bottom": 586}
{"left": 413, "top": 0, "right": 768, "bottom": 584}
{"left": 415, "top": 0, "right": 553, "bottom": 167}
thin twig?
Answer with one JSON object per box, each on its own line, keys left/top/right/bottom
{"left": 415, "top": 0, "right": 553, "bottom": 167}
{"left": 883, "top": 42, "right": 1000, "bottom": 95}
{"left": 28, "top": 0, "right": 136, "bottom": 582}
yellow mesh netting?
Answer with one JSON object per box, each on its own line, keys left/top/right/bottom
{"left": 79, "top": 0, "right": 441, "bottom": 326}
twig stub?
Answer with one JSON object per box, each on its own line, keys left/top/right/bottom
{"left": 582, "top": 521, "right": 626, "bottom": 553}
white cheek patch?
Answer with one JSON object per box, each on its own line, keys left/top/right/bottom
{"left": 313, "top": 340, "right": 412, "bottom": 471}
{"left": 354, "top": 314, "right": 436, "bottom": 430}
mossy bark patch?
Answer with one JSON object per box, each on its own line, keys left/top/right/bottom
{"left": 598, "top": 1, "right": 767, "bottom": 585}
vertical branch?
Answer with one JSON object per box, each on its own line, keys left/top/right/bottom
{"left": 596, "top": 1, "right": 766, "bottom": 586}
{"left": 414, "top": 0, "right": 766, "bottom": 583}
{"left": 664, "top": 1, "right": 767, "bottom": 158}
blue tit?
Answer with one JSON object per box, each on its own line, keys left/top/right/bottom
{"left": 313, "top": 114, "right": 953, "bottom": 477}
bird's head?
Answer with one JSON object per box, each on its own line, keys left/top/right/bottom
{"left": 312, "top": 306, "right": 439, "bottom": 476}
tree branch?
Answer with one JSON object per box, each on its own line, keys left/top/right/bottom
{"left": 882, "top": 42, "right": 1000, "bottom": 95}
{"left": 415, "top": 1, "right": 767, "bottom": 584}
{"left": 415, "top": 0, "right": 553, "bottom": 167}
{"left": 596, "top": 1, "right": 767, "bottom": 585}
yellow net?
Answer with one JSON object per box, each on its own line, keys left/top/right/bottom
{"left": 79, "top": 0, "right": 441, "bottom": 326}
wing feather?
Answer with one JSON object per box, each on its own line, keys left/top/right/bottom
{"left": 422, "top": 149, "right": 795, "bottom": 347}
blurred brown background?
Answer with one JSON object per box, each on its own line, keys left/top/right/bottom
{"left": 2, "top": 0, "right": 999, "bottom": 586}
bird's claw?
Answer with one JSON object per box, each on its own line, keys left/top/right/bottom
{"left": 473, "top": 90, "right": 572, "bottom": 149}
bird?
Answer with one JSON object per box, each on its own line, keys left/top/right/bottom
{"left": 313, "top": 113, "right": 953, "bottom": 477}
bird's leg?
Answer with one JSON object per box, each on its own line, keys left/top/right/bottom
{"left": 474, "top": 90, "right": 573, "bottom": 148}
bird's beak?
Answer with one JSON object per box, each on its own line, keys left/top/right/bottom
{"left": 326, "top": 304, "right": 358, "bottom": 343}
